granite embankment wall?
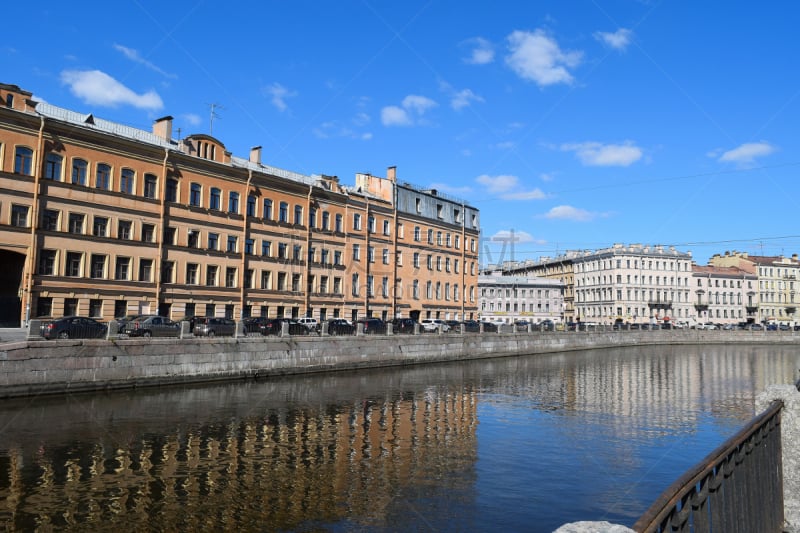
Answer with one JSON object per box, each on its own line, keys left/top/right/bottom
{"left": 1, "top": 330, "right": 799, "bottom": 399}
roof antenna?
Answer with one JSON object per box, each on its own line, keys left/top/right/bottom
{"left": 208, "top": 103, "right": 224, "bottom": 135}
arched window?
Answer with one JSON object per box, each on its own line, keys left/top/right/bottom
{"left": 166, "top": 178, "right": 178, "bottom": 202}
{"left": 263, "top": 199, "right": 273, "bottom": 220}
{"left": 44, "top": 153, "right": 63, "bottom": 180}
{"left": 120, "top": 168, "right": 135, "bottom": 194}
{"left": 189, "top": 183, "right": 201, "bottom": 206}
{"left": 71, "top": 158, "right": 88, "bottom": 185}
{"left": 210, "top": 187, "right": 221, "bottom": 210}
{"left": 247, "top": 195, "right": 256, "bottom": 217}
{"left": 143, "top": 173, "right": 158, "bottom": 199}
{"left": 96, "top": 163, "right": 111, "bottom": 189}
{"left": 14, "top": 146, "right": 34, "bottom": 175}
{"left": 228, "top": 191, "right": 239, "bottom": 214}
{"left": 279, "top": 202, "right": 288, "bottom": 223}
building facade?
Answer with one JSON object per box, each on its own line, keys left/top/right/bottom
{"left": 691, "top": 264, "right": 758, "bottom": 326}
{"left": 0, "top": 83, "right": 479, "bottom": 326}
{"left": 501, "top": 254, "right": 576, "bottom": 321}
{"left": 478, "top": 272, "right": 565, "bottom": 324}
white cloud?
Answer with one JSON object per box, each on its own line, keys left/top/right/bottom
{"left": 476, "top": 174, "right": 547, "bottom": 200}
{"left": 312, "top": 119, "right": 372, "bottom": 140}
{"left": 505, "top": 29, "right": 583, "bottom": 86}
{"left": 381, "top": 94, "right": 437, "bottom": 127}
{"left": 718, "top": 142, "right": 776, "bottom": 166}
{"left": 542, "top": 205, "right": 603, "bottom": 222}
{"left": 490, "top": 230, "right": 546, "bottom": 245}
{"left": 462, "top": 37, "right": 495, "bottom": 65}
{"left": 181, "top": 113, "right": 202, "bottom": 126}
{"left": 113, "top": 44, "right": 176, "bottom": 78}
{"left": 594, "top": 28, "right": 633, "bottom": 51}
{"left": 263, "top": 82, "right": 296, "bottom": 112}
{"left": 451, "top": 88, "right": 484, "bottom": 110}
{"left": 560, "top": 141, "right": 643, "bottom": 166}
{"left": 60, "top": 69, "right": 163, "bottom": 110}
{"left": 539, "top": 172, "right": 555, "bottom": 182}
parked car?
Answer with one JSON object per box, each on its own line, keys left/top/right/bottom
{"left": 356, "top": 318, "right": 387, "bottom": 334}
{"left": 115, "top": 314, "right": 142, "bottom": 332}
{"left": 462, "top": 320, "right": 482, "bottom": 332}
{"left": 258, "top": 318, "right": 309, "bottom": 336}
{"left": 327, "top": 319, "right": 356, "bottom": 336}
{"left": 297, "top": 317, "right": 320, "bottom": 333}
{"left": 242, "top": 316, "right": 270, "bottom": 335}
{"left": 40, "top": 316, "right": 108, "bottom": 339}
{"left": 391, "top": 318, "right": 417, "bottom": 334}
{"left": 177, "top": 315, "right": 201, "bottom": 331}
{"left": 748, "top": 323, "right": 764, "bottom": 331}
{"left": 538, "top": 320, "right": 556, "bottom": 331}
{"left": 445, "top": 320, "right": 462, "bottom": 331}
{"left": 193, "top": 317, "right": 237, "bottom": 337}
{"left": 480, "top": 321, "right": 499, "bottom": 332}
{"left": 123, "top": 315, "right": 181, "bottom": 338}
{"left": 420, "top": 319, "right": 450, "bottom": 333}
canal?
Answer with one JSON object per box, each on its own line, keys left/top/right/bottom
{"left": 0, "top": 344, "right": 797, "bottom": 532}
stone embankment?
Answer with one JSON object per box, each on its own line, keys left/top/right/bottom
{"left": 1, "top": 328, "right": 798, "bottom": 399}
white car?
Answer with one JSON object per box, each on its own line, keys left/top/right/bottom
{"left": 420, "top": 319, "right": 450, "bottom": 332}
{"left": 296, "top": 317, "right": 319, "bottom": 332}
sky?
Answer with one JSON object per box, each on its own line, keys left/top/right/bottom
{"left": 4, "top": 1, "right": 800, "bottom": 267}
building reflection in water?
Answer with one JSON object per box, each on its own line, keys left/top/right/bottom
{"left": 0, "top": 345, "right": 798, "bottom": 531}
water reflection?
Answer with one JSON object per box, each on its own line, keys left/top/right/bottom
{"left": 0, "top": 344, "right": 797, "bottom": 531}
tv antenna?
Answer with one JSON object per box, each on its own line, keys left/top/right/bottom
{"left": 208, "top": 103, "right": 224, "bottom": 135}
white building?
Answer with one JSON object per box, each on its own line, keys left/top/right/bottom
{"left": 691, "top": 264, "right": 758, "bottom": 326}
{"left": 478, "top": 273, "right": 564, "bottom": 324}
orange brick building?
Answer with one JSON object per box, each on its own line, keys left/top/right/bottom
{"left": 0, "top": 82, "right": 480, "bottom": 326}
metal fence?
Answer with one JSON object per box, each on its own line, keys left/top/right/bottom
{"left": 633, "top": 399, "right": 785, "bottom": 533}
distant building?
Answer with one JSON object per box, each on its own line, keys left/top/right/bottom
{"left": 709, "top": 251, "right": 799, "bottom": 324}
{"left": 691, "top": 264, "right": 758, "bottom": 325}
{"left": 478, "top": 272, "right": 564, "bottom": 324}
{"left": 0, "top": 82, "right": 480, "bottom": 326}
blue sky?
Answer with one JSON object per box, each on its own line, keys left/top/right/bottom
{"left": 4, "top": 1, "right": 800, "bottom": 266}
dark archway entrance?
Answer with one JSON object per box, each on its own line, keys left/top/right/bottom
{"left": 0, "top": 250, "right": 25, "bottom": 327}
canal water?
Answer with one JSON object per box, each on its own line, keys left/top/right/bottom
{"left": 0, "top": 344, "right": 797, "bottom": 532}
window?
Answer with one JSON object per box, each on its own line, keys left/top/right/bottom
{"left": 413, "top": 280, "right": 419, "bottom": 299}
{"left": 247, "top": 195, "right": 256, "bottom": 217}
{"left": 143, "top": 174, "right": 158, "bottom": 199}
{"left": 226, "top": 267, "right": 237, "bottom": 288}
{"left": 245, "top": 238, "right": 254, "bottom": 255}
{"left": 321, "top": 211, "right": 330, "bottom": 230}
{"left": 163, "top": 227, "right": 176, "bottom": 245}
{"left": 352, "top": 244, "right": 361, "bottom": 261}
{"left": 367, "top": 215, "right": 375, "bottom": 233}
{"left": 427, "top": 229, "right": 433, "bottom": 244}
{"left": 415, "top": 198, "right": 422, "bottom": 213}
{"left": 45, "top": 153, "right": 63, "bottom": 180}
{"left": 93, "top": 216, "right": 108, "bottom": 237}
{"left": 120, "top": 168, "right": 134, "bottom": 194}
{"left": 309, "top": 208, "right": 317, "bottom": 228}
{"left": 291, "top": 274, "right": 301, "bottom": 292}
{"left": 210, "top": 188, "right": 221, "bottom": 210}
{"left": 334, "top": 250, "right": 342, "bottom": 266}
{"left": 335, "top": 214, "right": 343, "bottom": 233}
{"left": 14, "top": 146, "right": 33, "bottom": 175}
{"left": 427, "top": 255, "right": 433, "bottom": 270}
{"left": 413, "top": 252, "right": 420, "bottom": 268}
{"left": 293, "top": 244, "right": 302, "bottom": 261}
{"left": 244, "top": 269, "right": 253, "bottom": 289}
{"left": 68, "top": 213, "right": 84, "bottom": 234}
{"left": 139, "top": 259, "right": 153, "bottom": 282}
{"left": 118, "top": 220, "right": 132, "bottom": 240}
{"left": 382, "top": 277, "right": 389, "bottom": 297}
{"left": 383, "top": 220, "right": 390, "bottom": 235}
{"left": 294, "top": 205, "right": 303, "bottom": 225}
{"left": 353, "top": 213, "right": 362, "bottom": 230}
{"left": 42, "top": 209, "right": 59, "bottom": 231}
{"left": 261, "top": 240, "right": 272, "bottom": 257}
{"left": 260, "top": 271, "right": 272, "bottom": 290}
{"left": 279, "top": 202, "right": 288, "bottom": 222}
{"left": 320, "top": 275, "right": 329, "bottom": 293}
{"left": 437, "top": 231, "right": 442, "bottom": 246}
{"left": 278, "top": 243, "right": 287, "bottom": 259}
{"left": 187, "top": 230, "right": 199, "bottom": 248}
{"left": 277, "top": 272, "right": 287, "bottom": 291}
{"left": 161, "top": 261, "right": 174, "bottom": 283}
{"left": 71, "top": 159, "right": 88, "bottom": 185}
{"left": 89, "top": 299, "right": 103, "bottom": 318}
{"left": 368, "top": 246, "right": 375, "bottom": 263}
{"left": 228, "top": 191, "right": 239, "bottom": 214}
{"left": 186, "top": 263, "right": 199, "bottom": 284}
{"left": 227, "top": 235, "right": 237, "bottom": 253}
{"left": 333, "top": 277, "right": 342, "bottom": 294}
{"left": 65, "top": 252, "right": 83, "bottom": 277}
{"left": 166, "top": 178, "right": 178, "bottom": 202}
{"left": 352, "top": 274, "right": 359, "bottom": 296}
{"left": 96, "top": 163, "right": 111, "bottom": 189}
{"left": 142, "top": 224, "right": 155, "bottom": 242}
{"left": 208, "top": 233, "right": 219, "bottom": 250}
{"left": 263, "top": 199, "right": 273, "bottom": 220}
{"left": 321, "top": 249, "right": 329, "bottom": 264}
{"left": 190, "top": 183, "right": 201, "bottom": 206}
{"left": 436, "top": 204, "right": 443, "bottom": 219}
{"left": 39, "top": 250, "right": 57, "bottom": 275}
{"left": 115, "top": 257, "right": 130, "bottom": 280}
{"left": 206, "top": 265, "right": 218, "bottom": 286}
{"left": 36, "top": 296, "right": 53, "bottom": 318}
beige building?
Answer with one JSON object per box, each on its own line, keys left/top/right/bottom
{"left": 478, "top": 272, "right": 565, "bottom": 324}
{"left": 0, "top": 82, "right": 479, "bottom": 326}
{"left": 691, "top": 264, "right": 757, "bottom": 326}
{"left": 709, "top": 251, "right": 799, "bottom": 324}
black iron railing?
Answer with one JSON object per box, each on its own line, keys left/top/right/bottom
{"left": 633, "top": 399, "right": 785, "bottom": 533}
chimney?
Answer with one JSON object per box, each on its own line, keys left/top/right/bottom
{"left": 250, "top": 146, "right": 262, "bottom": 165}
{"left": 387, "top": 166, "right": 397, "bottom": 182}
{"left": 153, "top": 116, "right": 173, "bottom": 141}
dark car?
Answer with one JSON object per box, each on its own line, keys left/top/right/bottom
{"left": 258, "top": 318, "right": 308, "bottom": 336}
{"left": 445, "top": 320, "right": 462, "bottom": 332}
{"left": 538, "top": 320, "right": 556, "bottom": 331}
{"left": 115, "top": 314, "right": 142, "bottom": 332}
{"left": 177, "top": 315, "right": 200, "bottom": 331}
{"left": 356, "top": 318, "right": 387, "bottom": 334}
{"left": 123, "top": 315, "right": 181, "bottom": 338}
{"left": 40, "top": 316, "right": 108, "bottom": 339}
{"left": 242, "top": 316, "right": 270, "bottom": 335}
{"left": 391, "top": 318, "right": 417, "bottom": 334}
{"left": 327, "top": 319, "right": 356, "bottom": 336}
{"left": 193, "top": 317, "right": 237, "bottom": 337}
{"left": 480, "top": 321, "right": 498, "bottom": 332}
{"left": 462, "top": 320, "right": 481, "bottom": 332}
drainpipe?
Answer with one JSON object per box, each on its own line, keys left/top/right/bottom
{"left": 364, "top": 195, "right": 370, "bottom": 317}
{"left": 23, "top": 115, "right": 46, "bottom": 326}
{"left": 304, "top": 184, "right": 313, "bottom": 317}
{"left": 240, "top": 170, "right": 253, "bottom": 319}
{"left": 155, "top": 148, "right": 169, "bottom": 314}
{"left": 460, "top": 202, "right": 466, "bottom": 321}
{"left": 391, "top": 183, "right": 398, "bottom": 319}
